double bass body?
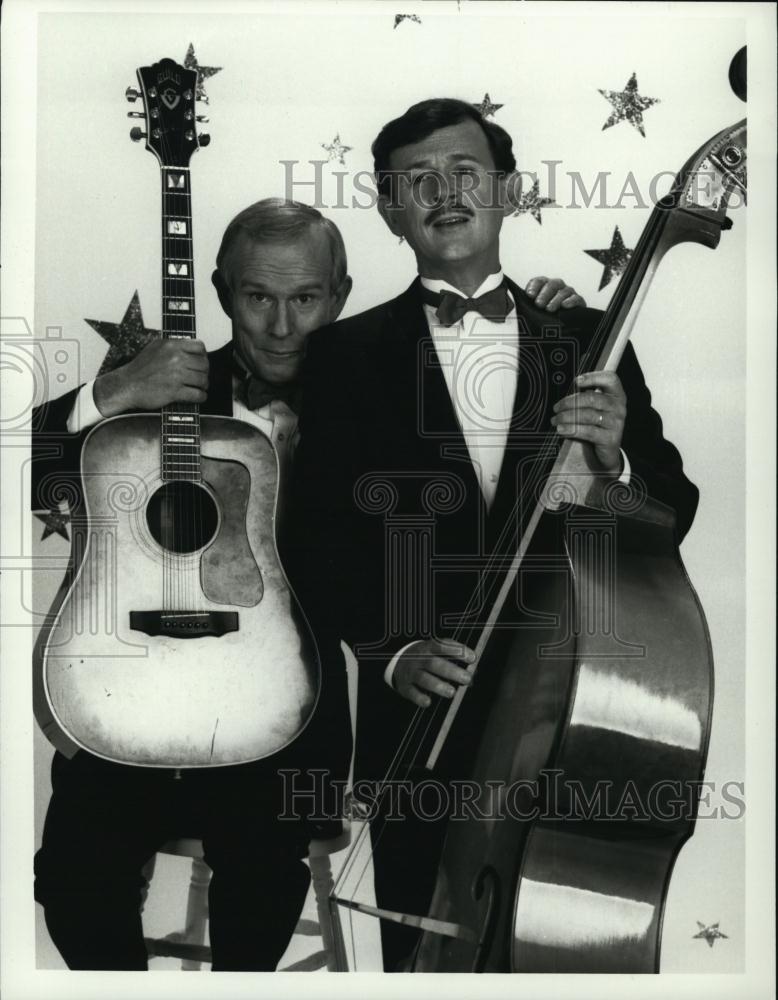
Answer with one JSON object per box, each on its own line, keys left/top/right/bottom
{"left": 413, "top": 495, "right": 713, "bottom": 972}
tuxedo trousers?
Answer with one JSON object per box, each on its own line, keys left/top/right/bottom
{"left": 353, "top": 671, "right": 451, "bottom": 972}
{"left": 34, "top": 749, "right": 312, "bottom": 971}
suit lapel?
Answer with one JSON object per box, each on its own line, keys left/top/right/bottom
{"left": 376, "top": 281, "right": 485, "bottom": 527}
{"left": 202, "top": 342, "right": 235, "bottom": 417}
{"left": 383, "top": 279, "right": 478, "bottom": 454}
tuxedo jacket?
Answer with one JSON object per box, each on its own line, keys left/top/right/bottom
{"left": 30, "top": 340, "right": 352, "bottom": 796}
{"left": 287, "top": 277, "right": 700, "bottom": 782}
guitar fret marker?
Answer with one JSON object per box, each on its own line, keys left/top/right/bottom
{"left": 167, "top": 300, "right": 190, "bottom": 311}
{"left": 166, "top": 173, "right": 186, "bottom": 189}
{"left": 167, "top": 220, "right": 187, "bottom": 234}
{"left": 167, "top": 262, "right": 189, "bottom": 275}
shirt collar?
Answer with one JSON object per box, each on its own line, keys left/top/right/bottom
{"left": 420, "top": 268, "right": 505, "bottom": 300}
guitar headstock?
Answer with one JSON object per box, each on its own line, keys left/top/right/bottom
{"left": 126, "top": 57, "right": 210, "bottom": 166}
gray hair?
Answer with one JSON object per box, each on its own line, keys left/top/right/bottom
{"left": 215, "top": 198, "right": 348, "bottom": 290}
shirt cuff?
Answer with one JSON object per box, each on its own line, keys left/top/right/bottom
{"left": 618, "top": 449, "right": 631, "bottom": 485}
{"left": 383, "top": 641, "right": 419, "bottom": 689}
{"left": 66, "top": 379, "right": 103, "bottom": 434}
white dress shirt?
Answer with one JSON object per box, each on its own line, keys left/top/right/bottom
{"left": 422, "top": 269, "right": 519, "bottom": 511}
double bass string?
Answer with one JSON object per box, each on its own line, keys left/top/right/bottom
{"left": 446, "top": 202, "right": 670, "bottom": 651}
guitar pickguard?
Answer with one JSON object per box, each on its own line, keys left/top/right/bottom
{"left": 201, "top": 455, "right": 263, "bottom": 607}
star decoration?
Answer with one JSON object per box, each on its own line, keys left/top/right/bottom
{"left": 394, "top": 14, "right": 422, "bottom": 28}
{"left": 584, "top": 226, "right": 633, "bottom": 291}
{"left": 472, "top": 92, "right": 503, "bottom": 118}
{"left": 599, "top": 72, "right": 660, "bottom": 138}
{"left": 511, "top": 178, "right": 555, "bottom": 224}
{"left": 86, "top": 291, "right": 160, "bottom": 375}
{"left": 321, "top": 134, "right": 353, "bottom": 165}
{"left": 183, "top": 43, "right": 222, "bottom": 104}
{"left": 35, "top": 508, "right": 71, "bottom": 542}
{"left": 694, "top": 922, "right": 729, "bottom": 948}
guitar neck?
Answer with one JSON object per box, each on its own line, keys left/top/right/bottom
{"left": 160, "top": 165, "right": 200, "bottom": 481}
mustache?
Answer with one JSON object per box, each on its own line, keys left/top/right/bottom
{"left": 426, "top": 204, "right": 474, "bottom": 226}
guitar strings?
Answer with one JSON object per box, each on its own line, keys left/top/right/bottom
{"left": 158, "top": 120, "right": 204, "bottom": 615}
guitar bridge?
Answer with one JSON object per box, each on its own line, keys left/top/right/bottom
{"left": 129, "top": 611, "right": 239, "bottom": 638}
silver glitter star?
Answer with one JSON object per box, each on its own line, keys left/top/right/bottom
{"left": 183, "top": 43, "right": 222, "bottom": 104}
{"left": 86, "top": 291, "right": 160, "bottom": 376}
{"left": 584, "top": 226, "right": 633, "bottom": 291}
{"left": 321, "top": 134, "right": 353, "bottom": 165}
{"left": 599, "top": 73, "right": 660, "bottom": 138}
{"left": 694, "top": 922, "right": 729, "bottom": 949}
{"left": 394, "top": 14, "right": 422, "bottom": 28}
{"left": 511, "top": 178, "right": 555, "bottom": 224}
{"left": 35, "top": 507, "right": 71, "bottom": 542}
{"left": 473, "top": 92, "right": 503, "bottom": 118}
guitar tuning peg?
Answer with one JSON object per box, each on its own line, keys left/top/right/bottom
{"left": 196, "top": 115, "right": 209, "bottom": 123}
{"left": 198, "top": 133, "right": 211, "bottom": 147}
{"left": 125, "top": 86, "right": 142, "bottom": 103}
{"left": 129, "top": 127, "right": 147, "bottom": 142}
{"left": 127, "top": 111, "right": 145, "bottom": 119}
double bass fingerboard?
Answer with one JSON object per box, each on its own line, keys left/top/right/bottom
{"left": 160, "top": 165, "right": 201, "bottom": 482}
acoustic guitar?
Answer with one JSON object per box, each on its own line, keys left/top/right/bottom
{"left": 33, "top": 57, "right": 319, "bottom": 767}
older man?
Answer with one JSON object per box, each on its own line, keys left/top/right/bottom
{"left": 289, "top": 100, "right": 700, "bottom": 969}
{"left": 32, "top": 196, "right": 584, "bottom": 971}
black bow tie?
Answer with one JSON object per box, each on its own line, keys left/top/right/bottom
{"left": 233, "top": 357, "right": 302, "bottom": 414}
{"left": 419, "top": 280, "right": 510, "bottom": 327}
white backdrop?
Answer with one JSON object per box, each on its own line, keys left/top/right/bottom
{"left": 3, "top": 2, "right": 775, "bottom": 998}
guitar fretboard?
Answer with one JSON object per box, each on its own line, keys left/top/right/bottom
{"left": 160, "top": 166, "right": 200, "bottom": 482}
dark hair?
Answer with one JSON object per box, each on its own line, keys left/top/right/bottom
{"left": 215, "top": 198, "right": 348, "bottom": 290}
{"left": 372, "top": 98, "right": 517, "bottom": 198}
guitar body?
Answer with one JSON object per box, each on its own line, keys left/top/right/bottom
{"left": 34, "top": 414, "right": 319, "bottom": 767}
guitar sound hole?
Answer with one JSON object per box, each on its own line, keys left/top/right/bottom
{"left": 146, "top": 481, "right": 219, "bottom": 554}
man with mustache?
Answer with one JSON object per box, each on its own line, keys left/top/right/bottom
{"left": 31, "top": 195, "right": 583, "bottom": 971}
{"left": 289, "top": 100, "right": 700, "bottom": 970}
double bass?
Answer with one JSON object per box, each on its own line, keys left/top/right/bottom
{"left": 333, "top": 68, "right": 747, "bottom": 972}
